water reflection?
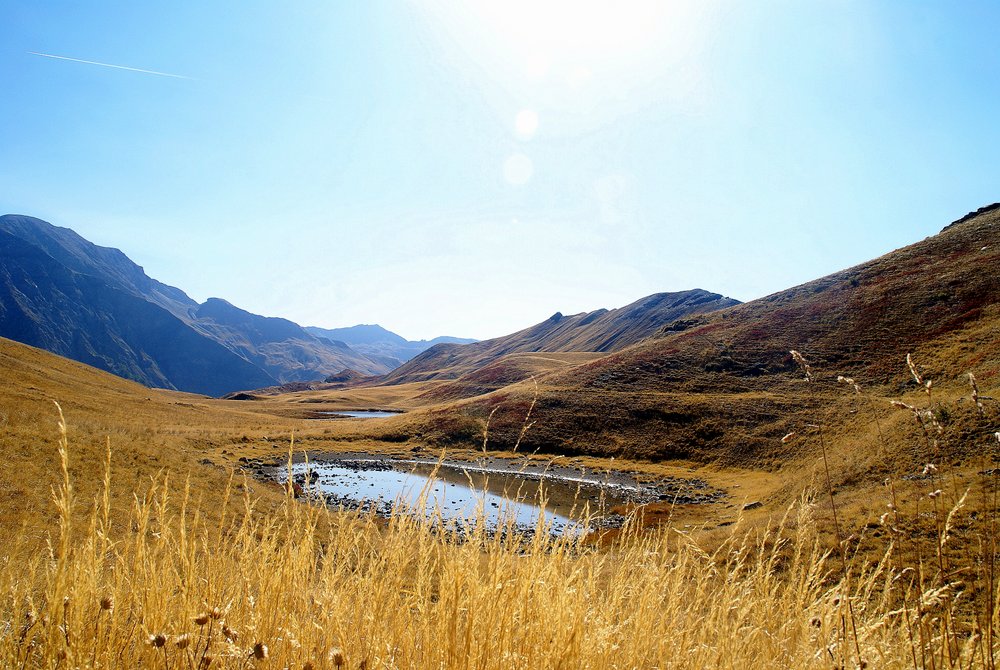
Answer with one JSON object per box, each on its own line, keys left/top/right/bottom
{"left": 285, "top": 459, "right": 631, "bottom": 535}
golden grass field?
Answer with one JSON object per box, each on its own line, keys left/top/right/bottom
{"left": 2, "top": 331, "right": 1000, "bottom": 668}
{"left": 2, "top": 209, "right": 1000, "bottom": 667}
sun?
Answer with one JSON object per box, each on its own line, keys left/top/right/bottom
{"left": 472, "top": 0, "right": 672, "bottom": 55}
{"left": 414, "top": 0, "right": 711, "bottom": 96}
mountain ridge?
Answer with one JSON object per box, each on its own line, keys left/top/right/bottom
{"left": 0, "top": 215, "right": 393, "bottom": 394}
{"left": 382, "top": 288, "right": 740, "bottom": 386}
{"left": 339, "top": 203, "right": 1000, "bottom": 466}
{"left": 481, "top": 205, "right": 1000, "bottom": 459}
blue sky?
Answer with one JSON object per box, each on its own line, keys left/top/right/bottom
{"left": 2, "top": 1, "right": 998, "bottom": 340}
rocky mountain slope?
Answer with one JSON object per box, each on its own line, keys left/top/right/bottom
{"left": 0, "top": 215, "right": 389, "bottom": 395}
{"left": 382, "top": 289, "right": 740, "bottom": 385}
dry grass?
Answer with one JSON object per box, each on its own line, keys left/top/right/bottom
{"left": 0, "top": 336, "right": 303, "bottom": 536}
{"left": 333, "top": 207, "right": 1000, "bottom": 469}
{"left": 2, "top": 388, "right": 1000, "bottom": 669}
{"left": 3, "top": 203, "right": 1000, "bottom": 670}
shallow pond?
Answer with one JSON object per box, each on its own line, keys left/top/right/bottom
{"left": 281, "top": 457, "right": 638, "bottom": 535}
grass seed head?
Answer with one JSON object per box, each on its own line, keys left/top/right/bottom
{"left": 968, "top": 371, "right": 984, "bottom": 413}
{"left": 906, "top": 353, "right": 922, "bottom": 385}
{"left": 790, "top": 350, "right": 813, "bottom": 381}
{"left": 837, "top": 375, "right": 862, "bottom": 394}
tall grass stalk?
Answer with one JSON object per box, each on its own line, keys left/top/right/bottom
{"left": 2, "top": 412, "right": 998, "bottom": 668}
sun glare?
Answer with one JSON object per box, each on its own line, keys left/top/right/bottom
{"left": 514, "top": 109, "right": 539, "bottom": 139}
{"left": 503, "top": 153, "right": 534, "bottom": 185}
{"left": 471, "top": 0, "right": 674, "bottom": 59}
{"left": 413, "top": 1, "right": 710, "bottom": 182}
{"left": 417, "top": 0, "right": 704, "bottom": 78}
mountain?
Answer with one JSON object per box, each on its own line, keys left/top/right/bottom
{"left": 382, "top": 289, "right": 740, "bottom": 385}
{"left": 0, "top": 215, "right": 389, "bottom": 395}
{"left": 365, "top": 204, "right": 1000, "bottom": 463}
{"left": 305, "top": 324, "right": 476, "bottom": 369}
{"left": 0, "top": 213, "right": 196, "bottom": 320}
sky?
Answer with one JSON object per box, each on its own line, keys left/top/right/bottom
{"left": 2, "top": 1, "right": 998, "bottom": 341}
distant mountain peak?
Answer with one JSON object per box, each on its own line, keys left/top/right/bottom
{"left": 383, "top": 288, "right": 740, "bottom": 386}
{"left": 304, "top": 324, "right": 476, "bottom": 369}
{"left": 0, "top": 214, "right": 393, "bottom": 394}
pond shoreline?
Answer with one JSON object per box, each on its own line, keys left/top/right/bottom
{"left": 244, "top": 451, "right": 725, "bottom": 518}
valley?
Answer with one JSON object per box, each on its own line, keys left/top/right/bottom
{"left": 1, "top": 204, "right": 998, "bottom": 668}
{"left": 5, "top": 4, "right": 998, "bottom": 664}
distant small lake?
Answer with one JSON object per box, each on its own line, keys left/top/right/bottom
{"left": 282, "top": 457, "right": 636, "bottom": 535}
{"left": 316, "top": 410, "right": 402, "bottom": 419}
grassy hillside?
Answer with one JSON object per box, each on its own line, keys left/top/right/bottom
{"left": 344, "top": 205, "right": 1000, "bottom": 467}
{"left": 0, "top": 336, "right": 298, "bottom": 533}
{"left": 2, "top": 207, "right": 1000, "bottom": 666}
{"left": 384, "top": 289, "right": 738, "bottom": 385}
{"left": 1, "top": 334, "right": 997, "bottom": 668}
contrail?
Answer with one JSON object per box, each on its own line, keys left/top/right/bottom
{"left": 28, "top": 51, "right": 195, "bottom": 80}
